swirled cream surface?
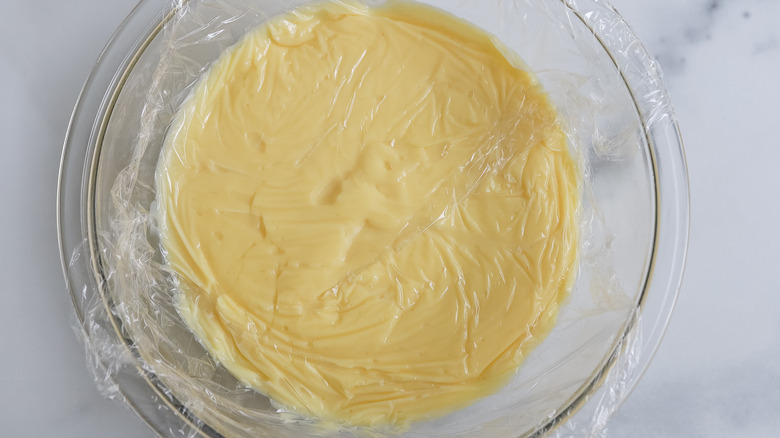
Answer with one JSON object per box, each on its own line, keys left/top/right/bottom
{"left": 156, "top": 0, "right": 578, "bottom": 427}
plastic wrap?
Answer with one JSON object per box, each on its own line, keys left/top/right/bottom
{"left": 58, "top": 0, "right": 689, "bottom": 437}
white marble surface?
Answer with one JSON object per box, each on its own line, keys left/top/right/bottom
{"left": 1, "top": 0, "right": 778, "bottom": 436}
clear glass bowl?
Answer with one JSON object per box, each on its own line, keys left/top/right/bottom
{"left": 58, "top": 0, "right": 689, "bottom": 436}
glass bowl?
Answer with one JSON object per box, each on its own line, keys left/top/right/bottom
{"left": 58, "top": 0, "right": 689, "bottom": 436}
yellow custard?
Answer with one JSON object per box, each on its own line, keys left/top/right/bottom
{"left": 156, "top": 0, "right": 579, "bottom": 427}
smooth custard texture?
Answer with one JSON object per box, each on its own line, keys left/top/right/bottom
{"left": 157, "top": 0, "right": 579, "bottom": 427}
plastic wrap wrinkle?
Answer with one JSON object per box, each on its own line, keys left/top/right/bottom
{"left": 66, "top": 0, "right": 675, "bottom": 436}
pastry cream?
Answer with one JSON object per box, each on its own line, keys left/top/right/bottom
{"left": 156, "top": 0, "right": 579, "bottom": 427}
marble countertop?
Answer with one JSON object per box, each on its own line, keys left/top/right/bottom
{"left": 1, "top": 0, "right": 778, "bottom": 436}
